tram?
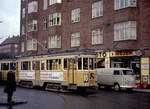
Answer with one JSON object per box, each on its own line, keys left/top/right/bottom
{"left": 0, "top": 51, "right": 98, "bottom": 92}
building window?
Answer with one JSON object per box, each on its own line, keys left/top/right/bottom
{"left": 71, "top": 8, "right": 80, "bottom": 23}
{"left": 22, "top": 8, "right": 25, "bottom": 18}
{"left": 28, "top": 1, "right": 38, "bottom": 14}
{"left": 27, "top": 20, "right": 37, "bottom": 32}
{"left": 21, "top": 42, "right": 24, "bottom": 52}
{"left": 43, "top": 0, "right": 48, "bottom": 10}
{"left": 49, "top": 0, "right": 62, "bottom": 6}
{"left": 71, "top": 32, "right": 80, "bottom": 47}
{"left": 114, "top": 21, "right": 137, "bottom": 41}
{"left": 27, "top": 39, "right": 37, "bottom": 51}
{"left": 48, "top": 35, "right": 61, "bottom": 48}
{"left": 21, "top": 25, "right": 25, "bottom": 35}
{"left": 115, "top": 0, "right": 136, "bottom": 10}
{"left": 92, "top": 28, "right": 103, "bottom": 45}
{"left": 49, "top": 13, "right": 61, "bottom": 27}
{"left": 92, "top": 1, "right": 103, "bottom": 18}
{"left": 43, "top": 18, "right": 48, "bottom": 30}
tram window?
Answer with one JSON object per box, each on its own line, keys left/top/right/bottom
{"left": 32, "top": 61, "right": 36, "bottom": 70}
{"left": 78, "top": 58, "right": 82, "bottom": 70}
{"left": 47, "top": 59, "right": 61, "bottom": 70}
{"left": 1, "top": 63, "right": 9, "bottom": 70}
{"left": 10, "top": 63, "right": 16, "bottom": 70}
{"left": 32, "top": 61, "right": 40, "bottom": 70}
{"left": 83, "top": 58, "right": 88, "bottom": 70}
{"left": 47, "top": 60, "right": 52, "bottom": 70}
{"left": 21, "top": 61, "right": 31, "bottom": 70}
{"left": 89, "top": 58, "right": 94, "bottom": 70}
{"left": 41, "top": 60, "right": 45, "bottom": 70}
{"left": 64, "top": 58, "right": 67, "bottom": 70}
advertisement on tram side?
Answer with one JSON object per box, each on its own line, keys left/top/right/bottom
{"left": 40, "top": 72, "right": 63, "bottom": 81}
{"left": 19, "top": 72, "right": 35, "bottom": 80}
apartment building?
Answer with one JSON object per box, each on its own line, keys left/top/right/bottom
{"left": 20, "top": 0, "right": 150, "bottom": 85}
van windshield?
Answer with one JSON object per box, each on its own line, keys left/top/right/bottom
{"left": 123, "top": 70, "right": 134, "bottom": 75}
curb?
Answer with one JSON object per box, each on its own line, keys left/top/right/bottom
{"left": 0, "top": 96, "right": 27, "bottom": 105}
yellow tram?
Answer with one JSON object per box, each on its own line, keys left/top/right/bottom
{"left": 0, "top": 51, "right": 98, "bottom": 91}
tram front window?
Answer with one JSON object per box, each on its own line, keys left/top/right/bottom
{"left": 83, "top": 58, "right": 88, "bottom": 70}
{"left": 78, "top": 58, "right": 82, "bottom": 70}
{"left": 89, "top": 58, "right": 94, "bottom": 70}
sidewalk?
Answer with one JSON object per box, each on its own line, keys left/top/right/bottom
{"left": 133, "top": 88, "right": 150, "bottom": 93}
{"left": 0, "top": 96, "right": 27, "bottom": 105}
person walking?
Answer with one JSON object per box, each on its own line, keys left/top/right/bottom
{"left": 5, "top": 70, "right": 16, "bottom": 104}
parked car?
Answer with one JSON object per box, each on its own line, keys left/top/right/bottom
{"left": 96, "top": 68, "right": 137, "bottom": 91}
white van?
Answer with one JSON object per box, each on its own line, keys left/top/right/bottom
{"left": 96, "top": 68, "right": 137, "bottom": 91}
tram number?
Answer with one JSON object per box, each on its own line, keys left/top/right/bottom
{"left": 99, "top": 52, "right": 107, "bottom": 58}
{"left": 90, "top": 72, "right": 95, "bottom": 79}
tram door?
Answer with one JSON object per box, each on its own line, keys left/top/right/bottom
{"left": 67, "top": 58, "right": 77, "bottom": 84}
{"left": 32, "top": 60, "right": 40, "bottom": 85}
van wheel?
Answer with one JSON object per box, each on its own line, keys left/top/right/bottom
{"left": 114, "top": 84, "right": 120, "bottom": 91}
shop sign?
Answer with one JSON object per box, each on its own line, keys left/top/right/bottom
{"left": 114, "top": 51, "right": 133, "bottom": 56}
{"left": 133, "top": 50, "right": 142, "bottom": 56}
{"left": 97, "top": 52, "right": 108, "bottom": 58}
{"left": 141, "top": 58, "right": 149, "bottom": 76}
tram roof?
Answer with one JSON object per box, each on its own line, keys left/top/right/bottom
{"left": 0, "top": 58, "right": 17, "bottom": 62}
{"left": 17, "top": 51, "right": 96, "bottom": 59}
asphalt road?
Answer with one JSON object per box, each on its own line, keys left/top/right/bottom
{"left": 0, "top": 86, "right": 150, "bottom": 109}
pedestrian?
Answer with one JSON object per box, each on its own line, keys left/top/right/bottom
{"left": 5, "top": 69, "right": 16, "bottom": 104}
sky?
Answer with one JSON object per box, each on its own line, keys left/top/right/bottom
{"left": 0, "top": 0, "right": 20, "bottom": 43}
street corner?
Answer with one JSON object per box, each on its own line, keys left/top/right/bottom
{"left": 0, "top": 96, "right": 27, "bottom": 106}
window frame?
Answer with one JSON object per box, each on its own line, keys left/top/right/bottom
{"left": 71, "top": 8, "right": 80, "bottom": 23}
{"left": 114, "top": 0, "right": 137, "bottom": 10}
{"left": 48, "top": 35, "right": 61, "bottom": 48}
{"left": 114, "top": 21, "right": 137, "bottom": 41}
{"left": 92, "top": 0, "right": 103, "bottom": 18}
{"left": 92, "top": 28, "right": 103, "bottom": 45}
{"left": 71, "top": 32, "right": 80, "bottom": 47}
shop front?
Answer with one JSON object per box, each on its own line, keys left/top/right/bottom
{"left": 96, "top": 50, "right": 150, "bottom": 87}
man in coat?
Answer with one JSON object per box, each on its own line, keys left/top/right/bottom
{"left": 5, "top": 70, "right": 16, "bottom": 103}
